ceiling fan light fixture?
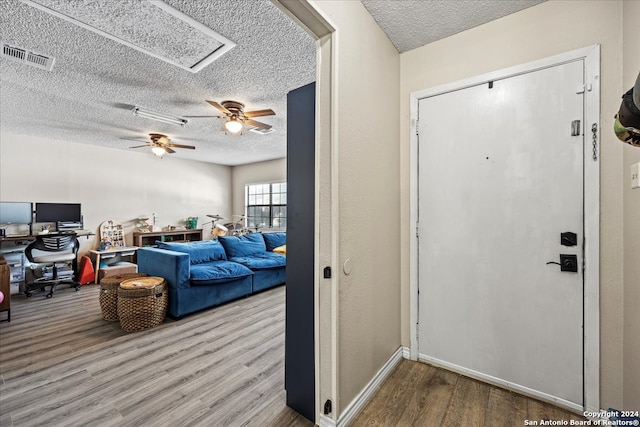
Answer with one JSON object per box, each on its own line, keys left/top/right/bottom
{"left": 224, "top": 118, "right": 243, "bottom": 134}
{"left": 133, "top": 106, "right": 188, "bottom": 127}
{"left": 151, "top": 146, "right": 167, "bottom": 156}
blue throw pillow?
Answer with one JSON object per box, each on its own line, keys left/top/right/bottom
{"left": 262, "top": 232, "right": 286, "bottom": 251}
{"left": 190, "top": 261, "right": 253, "bottom": 285}
{"left": 218, "top": 233, "right": 266, "bottom": 257}
{"left": 155, "top": 240, "right": 227, "bottom": 264}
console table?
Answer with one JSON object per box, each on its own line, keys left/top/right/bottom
{"left": 133, "top": 229, "right": 203, "bottom": 247}
{"left": 88, "top": 247, "right": 138, "bottom": 285}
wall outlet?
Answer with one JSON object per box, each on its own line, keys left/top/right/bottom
{"left": 632, "top": 162, "right": 640, "bottom": 189}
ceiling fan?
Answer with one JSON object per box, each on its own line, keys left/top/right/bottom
{"left": 187, "top": 100, "right": 275, "bottom": 134}
{"left": 124, "top": 133, "right": 195, "bottom": 156}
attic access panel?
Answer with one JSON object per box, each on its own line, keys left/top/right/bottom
{"left": 21, "top": 0, "right": 236, "bottom": 73}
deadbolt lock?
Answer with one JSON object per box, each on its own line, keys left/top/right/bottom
{"left": 561, "top": 232, "right": 578, "bottom": 247}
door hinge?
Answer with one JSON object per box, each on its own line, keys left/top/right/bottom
{"left": 416, "top": 222, "right": 419, "bottom": 238}
{"left": 416, "top": 118, "right": 419, "bottom": 136}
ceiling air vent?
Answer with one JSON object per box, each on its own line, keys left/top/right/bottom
{"left": 1, "top": 42, "right": 55, "bottom": 71}
{"left": 249, "top": 127, "right": 276, "bottom": 135}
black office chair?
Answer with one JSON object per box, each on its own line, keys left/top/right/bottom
{"left": 25, "top": 233, "right": 81, "bottom": 298}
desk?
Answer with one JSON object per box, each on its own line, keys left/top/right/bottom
{"left": 0, "top": 232, "right": 95, "bottom": 291}
{"left": 0, "top": 230, "right": 94, "bottom": 242}
{"left": 89, "top": 247, "right": 138, "bottom": 284}
{"left": 0, "top": 236, "right": 35, "bottom": 243}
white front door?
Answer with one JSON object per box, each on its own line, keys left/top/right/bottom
{"left": 417, "top": 60, "right": 585, "bottom": 406}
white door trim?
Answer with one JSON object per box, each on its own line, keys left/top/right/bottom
{"left": 270, "top": 1, "right": 338, "bottom": 423}
{"left": 409, "top": 45, "right": 600, "bottom": 412}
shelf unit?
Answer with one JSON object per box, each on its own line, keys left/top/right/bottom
{"left": 133, "top": 229, "right": 203, "bottom": 247}
{"left": 0, "top": 238, "right": 33, "bottom": 294}
{"left": 1, "top": 256, "right": 11, "bottom": 321}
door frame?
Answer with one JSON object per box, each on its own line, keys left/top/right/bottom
{"left": 270, "top": 1, "right": 337, "bottom": 424}
{"left": 408, "top": 45, "right": 600, "bottom": 412}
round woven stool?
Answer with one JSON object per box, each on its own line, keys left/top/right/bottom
{"left": 99, "top": 273, "right": 147, "bottom": 321}
{"left": 117, "top": 276, "right": 168, "bottom": 332}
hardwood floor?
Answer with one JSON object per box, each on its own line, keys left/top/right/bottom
{"left": 352, "top": 358, "right": 588, "bottom": 427}
{"left": 1, "top": 284, "right": 590, "bottom": 427}
{"left": 0, "top": 284, "right": 312, "bottom": 427}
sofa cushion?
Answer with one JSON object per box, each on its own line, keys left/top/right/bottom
{"left": 156, "top": 240, "right": 227, "bottom": 264}
{"left": 262, "top": 232, "right": 286, "bottom": 251}
{"left": 189, "top": 261, "right": 253, "bottom": 285}
{"left": 228, "top": 252, "right": 286, "bottom": 270}
{"left": 218, "top": 233, "right": 266, "bottom": 257}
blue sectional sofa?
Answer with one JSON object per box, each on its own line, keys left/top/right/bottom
{"left": 137, "top": 232, "right": 286, "bottom": 319}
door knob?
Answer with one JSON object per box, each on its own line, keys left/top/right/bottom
{"left": 546, "top": 254, "right": 578, "bottom": 272}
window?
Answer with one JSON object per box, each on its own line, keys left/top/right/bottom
{"left": 245, "top": 182, "right": 287, "bottom": 230}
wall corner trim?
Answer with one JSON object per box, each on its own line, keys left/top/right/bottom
{"left": 402, "top": 346, "right": 411, "bottom": 359}
{"left": 335, "top": 346, "right": 404, "bottom": 427}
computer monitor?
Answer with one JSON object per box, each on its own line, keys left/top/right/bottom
{"left": 0, "top": 201, "right": 33, "bottom": 224}
{"left": 35, "top": 203, "right": 82, "bottom": 223}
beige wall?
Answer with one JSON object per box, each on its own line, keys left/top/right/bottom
{"left": 0, "top": 132, "right": 231, "bottom": 253}
{"left": 622, "top": 0, "right": 640, "bottom": 412}
{"left": 230, "top": 158, "right": 287, "bottom": 225}
{"left": 308, "top": 0, "right": 402, "bottom": 415}
{"left": 400, "top": 0, "right": 630, "bottom": 409}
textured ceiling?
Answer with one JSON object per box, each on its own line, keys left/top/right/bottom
{"left": 1, "top": 0, "right": 547, "bottom": 166}
{"left": 361, "top": 0, "right": 546, "bottom": 53}
{"left": 0, "top": 0, "right": 316, "bottom": 166}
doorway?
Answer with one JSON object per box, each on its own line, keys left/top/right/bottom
{"left": 410, "top": 46, "right": 600, "bottom": 412}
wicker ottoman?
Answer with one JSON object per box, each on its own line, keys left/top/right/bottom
{"left": 117, "top": 276, "right": 168, "bottom": 332}
{"left": 99, "top": 273, "right": 147, "bottom": 321}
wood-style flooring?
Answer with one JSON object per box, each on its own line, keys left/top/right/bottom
{"left": 1, "top": 283, "right": 589, "bottom": 427}
{"left": 0, "top": 284, "right": 312, "bottom": 427}
{"left": 352, "top": 358, "right": 588, "bottom": 427}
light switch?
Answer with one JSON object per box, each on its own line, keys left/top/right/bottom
{"left": 632, "top": 162, "right": 640, "bottom": 189}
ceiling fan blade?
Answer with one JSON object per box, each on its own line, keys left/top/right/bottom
{"left": 183, "top": 115, "right": 224, "bottom": 118}
{"left": 121, "top": 137, "right": 148, "bottom": 143}
{"left": 129, "top": 144, "right": 150, "bottom": 149}
{"left": 244, "top": 109, "right": 275, "bottom": 118}
{"left": 244, "top": 118, "right": 272, "bottom": 130}
{"left": 206, "top": 100, "right": 232, "bottom": 115}
{"left": 168, "top": 143, "right": 196, "bottom": 150}
{"left": 165, "top": 147, "right": 176, "bottom": 154}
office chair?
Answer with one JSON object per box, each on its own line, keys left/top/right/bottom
{"left": 25, "top": 233, "right": 81, "bottom": 298}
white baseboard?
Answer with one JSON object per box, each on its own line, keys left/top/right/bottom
{"left": 418, "top": 353, "right": 583, "bottom": 414}
{"left": 318, "top": 414, "right": 336, "bottom": 427}
{"left": 333, "top": 346, "right": 404, "bottom": 427}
